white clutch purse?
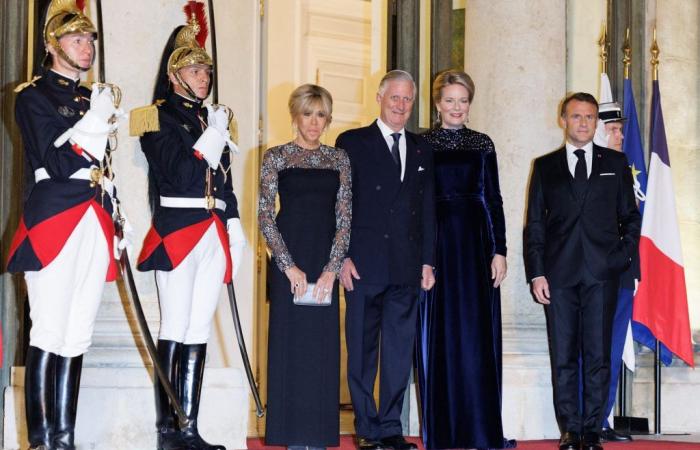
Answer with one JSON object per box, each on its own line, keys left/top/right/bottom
{"left": 293, "top": 283, "right": 332, "bottom": 306}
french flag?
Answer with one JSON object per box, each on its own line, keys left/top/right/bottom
{"left": 631, "top": 79, "right": 695, "bottom": 367}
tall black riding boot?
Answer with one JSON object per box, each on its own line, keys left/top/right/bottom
{"left": 53, "top": 355, "right": 82, "bottom": 449}
{"left": 179, "top": 344, "right": 225, "bottom": 450}
{"left": 25, "top": 346, "right": 56, "bottom": 450}
{"left": 155, "top": 340, "right": 191, "bottom": 450}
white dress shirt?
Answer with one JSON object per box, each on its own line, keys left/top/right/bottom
{"left": 376, "top": 118, "right": 406, "bottom": 181}
{"left": 565, "top": 141, "right": 593, "bottom": 178}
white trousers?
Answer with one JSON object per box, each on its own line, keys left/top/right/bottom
{"left": 25, "top": 206, "right": 109, "bottom": 357}
{"left": 156, "top": 223, "right": 226, "bottom": 344}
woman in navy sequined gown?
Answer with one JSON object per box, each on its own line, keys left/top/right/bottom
{"left": 417, "top": 70, "right": 514, "bottom": 450}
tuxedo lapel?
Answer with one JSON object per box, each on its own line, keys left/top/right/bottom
{"left": 368, "top": 121, "right": 398, "bottom": 168}
{"left": 400, "top": 132, "right": 418, "bottom": 190}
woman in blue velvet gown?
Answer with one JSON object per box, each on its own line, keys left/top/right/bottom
{"left": 417, "top": 70, "right": 515, "bottom": 450}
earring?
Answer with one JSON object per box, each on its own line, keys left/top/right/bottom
{"left": 465, "top": 115, "right": 470, "bottom": 123}
{"left": 436, "top": 111, "right": 442, "bottom": 123}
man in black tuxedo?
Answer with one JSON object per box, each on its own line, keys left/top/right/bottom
{"left": 336, "top": 70, "right": 435, "bottom": 450}
{"left": 524, "top": 93, "right": 641, "bottom": 450}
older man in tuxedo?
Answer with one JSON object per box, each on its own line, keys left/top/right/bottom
{"left": 524, "top": 92, "right": 641, "bottom": 450}
{"left": 336, "top": 70, "right": 435, "bottom": 450}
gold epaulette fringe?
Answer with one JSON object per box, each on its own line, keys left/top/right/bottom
{"left": 129, "top": 101, "right": 163, "bottom": 136}
{"left": 14, "top": 76, "right": 42, "bottom": 93}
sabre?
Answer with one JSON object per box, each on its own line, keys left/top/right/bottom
{"left": 207, "top": 0, "right": 264, "bottom": 417}
{"left": 92, "top": 0, "right": 190, "bottom": 427}
{"left": 115, "top": 215, "right": 191, "bottom": 429}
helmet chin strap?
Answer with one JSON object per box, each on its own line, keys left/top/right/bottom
{"left": 173, "top": 71, "right": 201, "bottom": 101}
{"left": 173, "top": 69, "right": 212, "bottom": 102}
{"left": 54, "top": 43, "right": 95, "bottom": 73}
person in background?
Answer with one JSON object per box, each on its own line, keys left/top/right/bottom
{"left": 594, "top": 101, "right": 636, "bottom": 444}
{"left": 595, "top": 101, "right": 625, "bottom": 151}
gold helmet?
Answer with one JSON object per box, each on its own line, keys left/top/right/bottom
{"left": 167, "top": 2, "right": 212, "bottom": 99}
{"left": 167, "top": 8, "right": 212, "bottom": 75}
{"left": 43, "top": 0, "right": 97, "bottom": 70}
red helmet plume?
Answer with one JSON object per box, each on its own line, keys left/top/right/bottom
{"left": 184, "top": 1, "right": 208, "bottom": 48}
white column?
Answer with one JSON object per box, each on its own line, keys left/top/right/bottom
{"left": 465, "top": 0, "right": 566, "bottom": 439}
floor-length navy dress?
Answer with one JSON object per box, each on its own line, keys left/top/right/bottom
{"left": 417, "top": 127, "right": 514, "bottom": 449}
{"left": 259, "top": 142, "right": 352, "bottom": 448}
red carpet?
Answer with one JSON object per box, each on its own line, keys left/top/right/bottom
{"left": 247, "top": 436, "right": 700, "bottom": 449}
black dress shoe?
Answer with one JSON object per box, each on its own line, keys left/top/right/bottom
{"left": 559, "top": 431, "right": 581, "bottom": 450}
{"left": 357, "top": 437, "right": 384, "bottom": 450}
{"left": 379, "top": 435, "right": 417, "bottom": 450}
{"left": 601, "top": 427, "right": 632, "bottom": 442}
{"left": 582, "top": 432, "right": 604, "bottom": 450}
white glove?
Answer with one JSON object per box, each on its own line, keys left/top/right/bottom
{"left": 113, "top": 210, "right": 134, "bottom": 259}
{"left": 207, "top": 105, "right": 229, "bottom": 134}
{"left": 206, "top": 104, "right": 240, "bottom": 153}
{"left": 192, "top": 105, "right": 227, "bottom": 169}
{"left": 54, "top": 84, "right": 118, "bottom": 161}
{"left": 227, "top": 218, "right": 247, "bottom": 279}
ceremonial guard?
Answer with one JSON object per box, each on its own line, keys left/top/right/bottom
{"left": 6, "top": 1, "right": 125, "bottom": 449}
{"left": 130, "top": 3, "right": 244, "bottom": 450}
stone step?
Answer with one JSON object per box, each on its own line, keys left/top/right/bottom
{"left": 3, "top": 367, "right": 248, "bottom": 450}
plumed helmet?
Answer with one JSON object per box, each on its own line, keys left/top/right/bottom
{"left": 167, "top": 1, "right": 212, "bottom": 74}
{"left": 44, "top": 0, "right": 97, "bottom": 48}
{"left": 43, "top": 0, "right": 97, "bottom": 71}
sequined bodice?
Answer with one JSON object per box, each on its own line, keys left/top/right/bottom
{"left": 258, "top": 142, "right": 352, "bottom": 273}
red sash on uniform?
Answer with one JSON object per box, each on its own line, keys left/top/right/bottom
{"left": 138, "top": 215, "right": 232, "bottom": 283}
{"left": 7, "top": 200, "right": 117, "bottom": 281}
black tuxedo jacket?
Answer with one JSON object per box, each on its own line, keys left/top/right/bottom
{"left": 336, "top": 121, "right": 435, "bottom": 286}
{"left": 524, "top": 144, "right": 641, "bottom": 287}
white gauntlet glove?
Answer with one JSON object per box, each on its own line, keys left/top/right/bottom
{"left": 54, "top": 84, "right": 121, "bottom": 161}
{"left": 227, "top": 218, "right": 247, "bottom": 279}
{"left": 194, "top": 105, "right": 235, "bottom": 169}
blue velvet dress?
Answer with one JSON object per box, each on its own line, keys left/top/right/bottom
{"left": 417, "top": 127, "right": 513, "bottom": 449}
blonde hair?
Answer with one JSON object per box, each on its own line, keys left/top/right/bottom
{"left": 432, "top": 69, "right": 475, "bottom": 104}
{"left": 288, "top": 84, "right": 333, "bottom": 124}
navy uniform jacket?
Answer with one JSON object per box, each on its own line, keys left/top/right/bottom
{"left": 336, "top": 121, "right": 435, "bottom": 287}
{"left": 136, "top": 92, "right": 239, "bottom": 283}
{"left": 524, "top": 144, "right": 641, "bottom": 287}
{"left": 7, "top": 70, "right": 117, "bottom": 280}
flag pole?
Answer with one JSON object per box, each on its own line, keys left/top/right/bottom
{"left": 650, "top": 26, "right": 662, "bottom": 436}
{"left": 618, "top": 27, "right": 632, "bottom": 419}
{"left": 598, "top": 22, "right": 609, "bottom": 75}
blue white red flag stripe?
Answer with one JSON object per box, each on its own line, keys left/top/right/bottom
{"left": 632, "top": 80, "right": 694, "bottom": 367}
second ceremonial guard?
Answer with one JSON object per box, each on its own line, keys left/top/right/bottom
{"left": 130, "top": 4, "right": 245, "bottom": 450}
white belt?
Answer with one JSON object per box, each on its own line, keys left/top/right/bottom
{"left": 34, "top": 167, "right": 115, "bottom": 198}
{"left": 160, "top": 196, "right": 226, "bottom": 211}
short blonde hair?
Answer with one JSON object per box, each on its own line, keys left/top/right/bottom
{"left": 288, "top": 84, "right": 333, "bottom": 123}
{"left": 432, "top": 69, "right": 475, "bottom": 104}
